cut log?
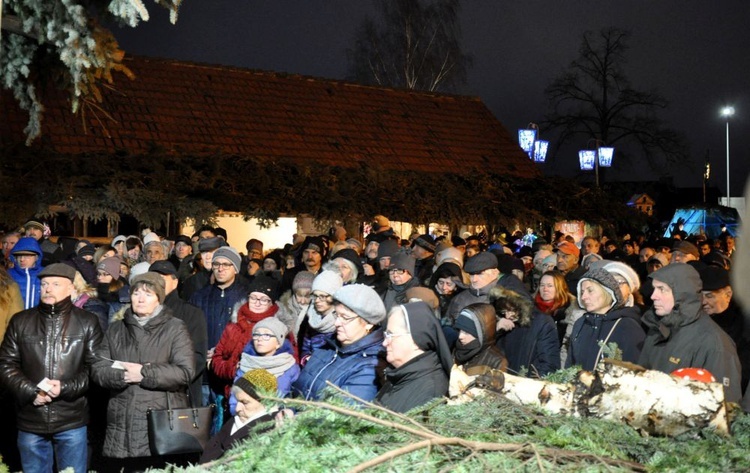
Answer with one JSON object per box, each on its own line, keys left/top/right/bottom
{"left": 449, "top": 360, "right": 732, "bottom": 437}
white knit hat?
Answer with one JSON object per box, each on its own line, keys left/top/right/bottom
{"left": 312, "top": 270, "right": 343, "bottom": 296}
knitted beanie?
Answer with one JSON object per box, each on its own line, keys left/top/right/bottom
{"left": 248, "top": 275, "right": 279, "bottom": 302}
{"left": 292, "top": 271, "right": 316, "bottom": 292}
{"left": 254, "top": 317, "right": 289, "bottom": 345}
{"left": 312, "top": 270, "right": 343, "bottom": 296}
{"left": 603, "top": 261, "right": 641, "bottom": 291}
{"left": 389, "top": 251, "right": 416, "bottom": 275}
{"left": 333, "top": 284, "right": 386, "bottom": 325}
{"left": 213, "top": 247, "right": 242, "bottom": 273}
{"left": 576, "top": 268, "right": 624, "bottom": 310}
{"left": 97, "top": 257, "right": 121, "bottom": 280}
{"left": 129, "top": 262, "right": 152, "bottom": 285}
{"left": 234, "top": 369, "right": 278, "bottom": 401}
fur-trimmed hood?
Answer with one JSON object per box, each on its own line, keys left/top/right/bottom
{"left": 489, "top": 286, "right": 534, "bottom": 327}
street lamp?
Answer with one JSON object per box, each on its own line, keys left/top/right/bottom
{"left": 720, "top": 106, "right": 735, "bottom": 206}
{"left": 578, "top": 140, "right": 615, "bottom": 187}
{"left": 518, "top": 123, "right": 549, "bottom": 163}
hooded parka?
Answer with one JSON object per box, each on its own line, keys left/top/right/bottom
{"left": 638, "top": 264, "right": 742, "bottom": 402}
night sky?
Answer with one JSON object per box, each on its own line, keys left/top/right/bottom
{"left": 114, "top": 1, "right": 750, "bottom": 197}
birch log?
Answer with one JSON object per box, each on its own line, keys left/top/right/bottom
{"left": 449, "top": 360, "right": 732, "bottom": 437}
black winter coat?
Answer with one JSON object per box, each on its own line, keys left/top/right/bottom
{"left": 375, "top": 351, "right": 448, "bottom": 413}
{"left": 164, "top": 290, "right": 208, "bottom": 404}
{"left": 91, "top": 306, "right": 194, "bottom": 458}
{"left": 0, "top": 297, "right": 103, "bottom": 434}
{"left": 498, "top": 311, "right": 561, "bottom": 377}
{"left": 566, "top": 306, "right": 645, "bottom": 371}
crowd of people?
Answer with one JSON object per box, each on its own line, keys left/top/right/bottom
{"left": 0, "top": 216, "right": 744, "bottom": 472}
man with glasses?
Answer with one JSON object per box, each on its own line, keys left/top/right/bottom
{"left": 189, "top": 246, "right": 250, "bottom": 408}
{"left": 382, "top": 252, "right": 419, "bottom": 313}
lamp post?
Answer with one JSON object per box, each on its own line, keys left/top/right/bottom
{"left": 720, "top": 106, "right": 734, "bottom": 206}
{"left": 518, "top": 123, "right": 549, "bottom": 163}
{"left": 578, "top": 140, "right": 614, "bottom": 187}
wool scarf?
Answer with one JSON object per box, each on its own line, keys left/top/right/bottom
{"left": 239, "top": 351, "right": 296, "bottom": 377}
{"left": 306, "top": 304, "right": 336, "bottom": 333}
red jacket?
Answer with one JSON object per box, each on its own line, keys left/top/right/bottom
{"left": 211, "top": 303, "right": 279, "bottom": 380}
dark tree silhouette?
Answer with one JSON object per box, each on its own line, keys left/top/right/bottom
{"left": 346, "top": 0, "right": 472, "bottom": 92}
{"left": 544, "top": 27, "right": 688, "bottom": 172}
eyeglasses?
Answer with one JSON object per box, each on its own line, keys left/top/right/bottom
{"left": 384, "top": 330, "right": 410, "bottom": 340}
{"left": 97, "top": 271, "right": 111, "bottom": 278}
{"left": 211, "top": 262, "right": 234, "bottom": 270}
{"left": 248, "top": 296, "right": 273, "bottom": 305}
{"left": 310, "top": 294, "right": 333, "bottom": 301}
{"left": 333, "top": 311, "right": 359, "bottom": 324}
{"left": 252, "top": 333, "right": 275, "bottom": 341}
{"left": 388, "top": 269, "right": 406, "bottom": 275}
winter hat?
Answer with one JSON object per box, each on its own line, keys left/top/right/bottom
{"left": 23, "top": 220, "right": 45, "bottom": 232}
{"left": 404, "top": 287, "right": 439, "bottom": 312}
{"left": 130, "top": 272, "right": 166, "bottom": 302}
{"left": 332, "top": 248, "right": 364, "bottom": 275}
{"left": 312, "top": 270, "right": 343, "bottom": 296}
{"left": 454, "top": 308, "right": 482, "bottom": 340}
{"left": 541, "top": 254, "right": 557, "bottom": 267}
{"left": 129, "top": 262, "right": 151, "bottom": 284}
{"left": 603, "top": 261, "right": 641, "bottom": 291}
{"left": 149, "top": 260, "right": 177, "bottom": 276}
{"left": 301, "top": 236, "right": 327, "bottom": 258}
{"left": 198, "top": 237, "right": 225, "bottom": 253}
{"left": 388, "top": 251, "right": 416, "bottom": 275}
{"left": 173, "top": 235, "right": 192, "bottom": 247}
{"left": 702, "top": 250, "right": 731, "bottom": 270}
{"left": 292, "top": 271, "right": 316, "bottom": 292}
{"left": 39, "top": 263, "right": 76, "bottom": 282}
{"left": 647, "top": 253, "right": 669, "bottom": 267}
{"left": 576, "top": 268, "right": 624, "bottom": 310}
{"left": 346, "top": 238, "right": 363, "bottom": 254}
{"left": 464, "top": 252, "right": 498, "bottom": 274}
{"left": 254, "top": 317, "right": 289, "bottom": 345}
{"left": 97, "top": 257, "right": 122, "bottom": 280}
{"left": 142, "top": 232, "right": 160, "bottom": 245}
{"left": 496, "top": 254, "right": 524, "bottom": 275}
{"left": 533, "top": 249, "right": 553, "bottom": 267}
{"left": 212, "top": 247, "right": 241, "bottom": 273}
{"left": 372, "top": 215, "right": 390, "bottom": 230}
{"left": 673, "top": 241, "right": 700, "bottom": 260}
{"left": 111, "top": 235, "right": 127, "bottom": 247}
{"left": 556, "top": 241, "right": 580, "bottom": 258}
{"left": 77, "top": 244, "right": 95, "bottom": 258}
{"left": 436, "top": 247, "right": 463, "bottom": 269}
{"left": 699, "top": 266, "right": 731, "bottom": 291}
{"left": 245, "top": 238, "right": 264, "bottom": 253}
{"left": 581, "top": 253, "right": 603, "bottom": 269}
{"left": 333, "top": 284, "right": 386, "bottom": 325}
{"left": 377, "top": 239, "right": 399, "bottom": 260}
{"left": 248, "top": 275, "right": 279, "bottom": 302}
{"left": 412, "top": 234, "right": 436, "bottom": 253}
{"left": 234, "top": 369, "right": 278, "bottom": 401}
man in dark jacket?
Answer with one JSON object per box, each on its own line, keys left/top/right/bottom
{"left": 151, "top": 260, "right": 208, "bottom": 405}
{"left": 0, "top": 263, "right": 103, "bottom": 473}
{"left": 189, "top": 246, "right": 250, "bottom": 406}
{"left": 411, "top": 234, "right": 436, "bottom": 287}
{"left": 638, "top": 264, "right": 742, "bottom": 402}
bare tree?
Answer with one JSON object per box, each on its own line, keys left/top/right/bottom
{"left": 544, "top": 27, "right": 687, "bottom": 172}
{"left": 347, "top": 0, "right": 472, "bottom": 92}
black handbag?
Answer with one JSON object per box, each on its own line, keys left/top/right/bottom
{"left": 147, "top": 391, "right": 215, "bottom": 456}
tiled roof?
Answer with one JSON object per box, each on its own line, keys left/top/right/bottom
{"left": 1, "top": 56, "right": 539, "bottom": 178}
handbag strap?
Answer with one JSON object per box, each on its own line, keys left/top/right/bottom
{"left": 594, "top": 318, "right": 622, "bottom": 369}
{"left": 164, "top": 387, "right": 202, "bottom": 429}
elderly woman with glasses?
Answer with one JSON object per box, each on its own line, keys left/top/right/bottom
{"left": 292, "top": 284, "right": 386, "bottom": 401}
{"left": 211, "top": 276, "right": 281, "bottom": 391}
{"left": 375, "top": 301, "right": 452, "bottom": 413}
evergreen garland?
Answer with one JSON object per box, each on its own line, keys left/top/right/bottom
{"left": 0, "top": 146, "right": 648, "bottom": 233}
